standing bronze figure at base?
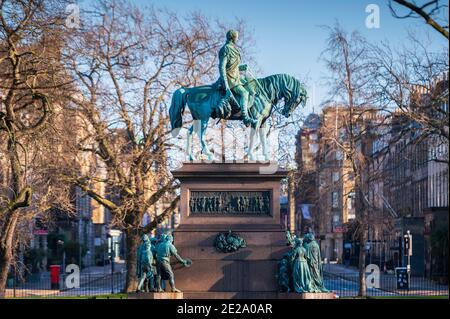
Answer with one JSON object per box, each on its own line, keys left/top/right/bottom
{"left": 277, "top": 231, "right": 329, "bottom": 293}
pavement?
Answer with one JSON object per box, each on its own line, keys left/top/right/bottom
{"left": 6, "top": 260, "right": 127, "bottom": 298}
{"left": 6, "top": 261, "right": 447, "bottom": 298}
{"left": 80, "top": 260, "right": 126, "bottom": 274}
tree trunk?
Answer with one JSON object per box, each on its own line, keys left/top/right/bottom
{"left": 358, "top": 225, "right": 367, "bottom": 297}
{"left": 0, "top": 213, "right": 18, "bottom": 298}
{"left": 0, "top": 248, "right": 13, "bottom": 299}
{"left": 288, "top": 170, "right": 297, "bottom": 234}
{"left": 124, "top": 228, "right": 139, "bottom": 293}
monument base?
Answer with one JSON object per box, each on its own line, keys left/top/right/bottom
{"left": 128, "top": 292, "right": 337, "bottom": 299}
{"left": 128, "top": 292, "right": 184, "bottom": 299}
{"left": 171, "top": 162, "right": 288, "bottom": 296}
{"left": 183, "top": 292, "right": 278, "bottom": 299}
{"left": 278, "top": 292, "right": 336, "bottom": 299}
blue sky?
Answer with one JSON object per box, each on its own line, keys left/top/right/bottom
{"left": 146, "top": 0, "right": 448, "bottom": 114}
{"left": 88, "top": 0, "right": 449, "bottom": 115}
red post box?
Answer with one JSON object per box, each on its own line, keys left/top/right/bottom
{"left": 50, "top": 265, "right": 60, "bottom": 290}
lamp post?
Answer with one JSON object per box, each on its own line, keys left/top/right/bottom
{"left": 404, "top": 230, "right": 412, "bottom": 290}
{"left": 107, "top": 233, "right": 116, "bottom": 294}
{"left": 57, "top": 240, "right": 65, "bottom": 274}
{"left": 107, "top": 229, "right": 122, "bottom": 294}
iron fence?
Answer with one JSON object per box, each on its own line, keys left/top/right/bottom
{"left": 6, "top": 272, "right": 126, "bottom": 298}
{"left": 324, "top": 272, "right": 449, "bottom": 298}
{"left": 5, "top": 270, "right": 448, "bottom": 298}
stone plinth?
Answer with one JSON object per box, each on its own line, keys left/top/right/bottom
{"left": 183, "top": 292, "right": 278, "bottom": 299}
{"left": 278, "top": 292, "right": 337, "bottom": 299}
{"left": 128, "top": 292, "right": 184, "bottom": 299}
{"left": 171, "top": 162, "right": 288, "bottom": 297}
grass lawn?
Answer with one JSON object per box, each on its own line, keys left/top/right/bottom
{"left": 9, "top": 294, "right": 448, "bottom": 300}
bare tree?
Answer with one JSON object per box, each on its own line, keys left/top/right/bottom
{"left": 0, "top": 0, "right": 73, "bottom": 297}
{"left": 61, "top": 0, "right": 238, "bottom": 292}
{"left": 389, "top": 0, "right": 449, "bottom": 39}
{"left": 321, "top": 23, "right": 383, "bottom": 297}
{"left": 371, "top": 32, "right": 449, "bottom": 164}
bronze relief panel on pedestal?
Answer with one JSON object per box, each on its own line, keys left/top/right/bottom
{"left": 189, "top": 190, "right": 271, "bottom": 216}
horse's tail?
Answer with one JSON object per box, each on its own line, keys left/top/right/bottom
{"left": 169, "top": 87, "right": 187, "bottom": 136}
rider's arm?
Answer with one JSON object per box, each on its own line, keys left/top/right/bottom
{"left": 219, "top": 48, "right": 230, "bottom": 91}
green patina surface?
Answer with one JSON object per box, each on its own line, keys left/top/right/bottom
{"left": 214, "top": 230, "right": 247, "bottom": 253}
{"left": 169, "top": 30, "right": 307, "bottom": 161}
{"left": 277, "top": 231, "right": 329, "bottom": 294}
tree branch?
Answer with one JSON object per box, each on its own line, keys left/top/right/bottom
{"left": 391, "top": 0, "right": 449, "bottom": 39}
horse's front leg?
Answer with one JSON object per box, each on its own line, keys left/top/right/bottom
{"left": 186, "top": 125, "right": 194, "bottom": 161}
{"left": 247, "top": 127, "right": 257, "bottom": 161}
{"left": 200, "top": 120, "right": 214, "bottom": 161}
{"left": 259, "top": 125, "right": 270, "bottom": 161}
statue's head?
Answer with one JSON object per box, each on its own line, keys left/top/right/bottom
{"left": 294, "top": 237, "right": 302, "bottom": 247}
{"left": 280, "top": 75, "right": 308, "bottom": 118}
{"left": 304, "top": 232, "right": 315, "bottom": 243}
{"left": 226, "top": 30, "right": 238, "bottom": 43}
{"left": 166, "top": 234, "right": 174, "bottom": 243}
{"left": 141, "top": 234, "right": 149, "bottom": 243}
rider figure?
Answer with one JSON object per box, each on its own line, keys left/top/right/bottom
{"left": 218, "top": 30, "right": 256, "bottom": 126}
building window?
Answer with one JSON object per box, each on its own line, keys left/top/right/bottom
{"left": 332, "top": 191, "right": 339, "bottom": 208}
{"left": 348, "top": 196, "right": 353, "bottom": 210}
{"left": 332, "top": 171, "right": 340, "bottom": 183}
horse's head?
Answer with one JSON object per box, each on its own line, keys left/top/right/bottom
{"left": 279, "top": 75, "right": 308, "bottom": 118}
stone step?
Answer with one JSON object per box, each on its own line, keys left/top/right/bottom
{"left": 127, "top": 292, "right": 337, "bottom": 299}
{"left": 183, "top": 291, "right": 278, "bottom": 299}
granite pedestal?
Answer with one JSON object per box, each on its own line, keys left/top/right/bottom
{"left": 128, "top": 292, "right": 183, "bottom": 299}
{"left": 171, "top": 162, "right": 289, "bottom": 299}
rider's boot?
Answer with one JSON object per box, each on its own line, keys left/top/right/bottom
{"left": 240, "top": 99, "right": 257, "bottom": 126}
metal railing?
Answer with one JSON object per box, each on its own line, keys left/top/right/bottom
{"left": 6, "top": 270, "right": 448, "bottom": 298}
{"left": 6, "top": 272, "right": 126, "bottom": 298}
{"left": 324, "top": 272, "right": 449, "bottom": 298}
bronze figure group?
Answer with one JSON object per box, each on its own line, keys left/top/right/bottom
{"left": 136, "top": 233, "right": 191, "bottom": 293}
{"left": 276, "top": 231, "right": 329, "bottom": 293}
{"left": 189, "top": 191, "right": 270, "bottom": 215}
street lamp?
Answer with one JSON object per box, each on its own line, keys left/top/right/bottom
{"left": 107, "top": 233, "right": 115, "bottom": 294}
{"left": 107, "top": 229, "right": 122, "bottom": 294}
{"left": 57, "top": 240, "right": 65, "bottom": 274}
